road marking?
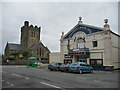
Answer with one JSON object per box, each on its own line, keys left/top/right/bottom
{"left": 2, "top": 81, "right": 14, "bottom": 88}
{"left": 25, "top": 77, "right": 29, "bottom": 80}
{"left": 12, "top": 73, "right": 30, "bottom": 80}
{"left": 2, "top": 71, "right": 7, "bottom": 73}
{"left": 6, "top": 82, "right": 10, "bottom": 84}
{"left": 40, "top": 82, "right": 61, "bottom": 88}
{"left": 3, "top": 86, "right": 11, "bottom": 88}
{"left": 12, "top": 74, "right": 23, "bottom": 77}
{"left": 3, "top": 84, "right": 14, "bottom": 88}
{"left": 94, "top": 80, "right": 101, "bottom": 83}
{"left": 10, "top": 84, "right": 14, "bottom": 86}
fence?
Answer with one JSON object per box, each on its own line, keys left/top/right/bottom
{"left": 2, "top": 60, "right": 28, "bottom": 65}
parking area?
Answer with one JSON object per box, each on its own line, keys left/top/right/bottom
{"left": 2, "top": 65, "right": 119, "bottom": 88}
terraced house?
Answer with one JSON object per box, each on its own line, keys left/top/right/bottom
{"left": 50, "top": 17, "right": 120, "bottom": 69}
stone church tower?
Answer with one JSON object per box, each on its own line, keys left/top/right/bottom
{"left": 20, "top": 21, "right": 41, "bottom": 48}
{"left": 5, "top": 21, "right": 50, "bottom": 63}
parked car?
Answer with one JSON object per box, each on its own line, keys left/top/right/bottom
{"left": 59, "top": 64, "right": 65, "bottom": 72}
{"left": 68, "top": 62, "right": 93, "bottom": 74}
{"left": 60, "top": 63, "right": 71, "bottom": 72}
{"left": 48, "top": 62, "right": 62, "bottom": 71}
{"left": 64, "top": 63, "right": 71, "bottom": 72}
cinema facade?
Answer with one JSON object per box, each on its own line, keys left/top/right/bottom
{"left": 50, "top": 17, "right": 120, "bottom": 69}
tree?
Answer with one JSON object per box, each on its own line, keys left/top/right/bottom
{"left": 10, "top": 51, "right": 21, "bottom": 60}
{"left": 21, "top": 48, "right": 30, "bottom": 59}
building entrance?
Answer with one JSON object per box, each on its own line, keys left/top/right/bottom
{"left": 76, "top": 56, "right": 87, "bottom": 62}
{"left": 64, "top": 59, "right": 72, "bottom": 64}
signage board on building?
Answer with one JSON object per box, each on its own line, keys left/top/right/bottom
{"left": 64, "top": 54, "right": 73, "bottom": 58}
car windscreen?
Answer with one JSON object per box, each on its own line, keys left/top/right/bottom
{"left": 61, "top": 64, "right": 65, "bottom": 65}
{"left": 80, "top": 64, "right": 90, "bottom": 66}
{"left": 58, "top": 63, "right": 62, "bottom": 65}
{"left": 49, "top": 63, "right": 55, "bottom": 65}
{"left": 71, "top": 63, "right": 78, "bottom": 66}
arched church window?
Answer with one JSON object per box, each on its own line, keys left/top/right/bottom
{"left": 31, "top": 32, "right": 33, "bottom": 37}
{"left": 34, "top": 33, "right": 35, "bottom": 37}
{"left": 77, "top": 37, "right": 85, "bottom": 48}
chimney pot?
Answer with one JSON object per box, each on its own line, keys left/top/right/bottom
{"left": 103, "top": 19, "right": 110, "bottom": 30}
{"left": 61, "top": 32, "right": 64, "bottom": 37}
{"left": 78, "top": 16, "right": 83, "bottom": 24}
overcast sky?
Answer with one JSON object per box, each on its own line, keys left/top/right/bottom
{"left": 1, "top": 1, "right": 118, "bottom": 55}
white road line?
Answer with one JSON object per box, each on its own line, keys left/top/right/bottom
{"left": 3, "top": 84, "right": 14, "bottom": 88}
{"left": 2, "top": 82, "right": 14, "bottom": 88}
{"left": 25, "top": 77, "right": 29, "bottom": 80}
{"left": 3, "top": 86, "right": 11, "bottom": 88}
{"left": 40, "top": 82, "right": 61, "bottom": 88}
{"left": 12, "top": 74, "right": 23, "bottom": 77}
{"left": 12, "top": 73, "right": 30, "bottom": 80}
{"left": 10, "top": 84, "right": 14, "bottom": 86}
{"left": 94, "top": 80, "right": 101, "bottom": 83}
{"left": 2, "top": 71, "right": 7, "bottom": 73}
{"left": 6, "top": 82, "right": 10, "bottom": 84}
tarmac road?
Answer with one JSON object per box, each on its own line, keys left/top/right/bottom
{"left": 1, "top": 65, "right": 119, "bottom": 89}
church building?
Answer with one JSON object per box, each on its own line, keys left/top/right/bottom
{"left": 5, "top": 21, "right": 50, "bottom": 63}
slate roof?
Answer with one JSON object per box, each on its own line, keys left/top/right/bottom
{"left": 7, "top": 43, "right": 23, "bottom": 51}
{"left": 62, "top": 23, "right": 109, "bottom": 40}
{"left": 29, "top": 42, "right": 50, "bottom": 52}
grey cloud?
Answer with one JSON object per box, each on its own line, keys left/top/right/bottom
{"left": 1, "top": 2, "right": 118, "bottom": 54}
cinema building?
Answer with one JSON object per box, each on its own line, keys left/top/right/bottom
{"left": 50, "top": 17, "right": 120, "bottom": 69}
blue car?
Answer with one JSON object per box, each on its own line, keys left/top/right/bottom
{"left": 68, "top": 62, "right": 93, "bottom": 74}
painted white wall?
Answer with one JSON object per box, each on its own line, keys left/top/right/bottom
{"left": 49, "top": 52, "right": 61, "bottom": 63}
{"left": 50, "top": 30, "right": 120, "bottom": 69}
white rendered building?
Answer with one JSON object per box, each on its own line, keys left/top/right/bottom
{"left": 50, "top": 17, "right": 120, "bottom": 69}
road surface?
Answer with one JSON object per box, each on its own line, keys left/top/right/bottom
{"left": 1, "top": 65, "right": 119, "bottom": 89}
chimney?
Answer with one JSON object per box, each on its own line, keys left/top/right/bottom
{"left": 78, "top": 16, "right": 83, "bottom": 24}
{"left": 103, "top": 19, "right": 110, "bottom": 30}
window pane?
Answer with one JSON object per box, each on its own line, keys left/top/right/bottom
{"left": 93, "top": 41, "right": 97, "bottom": 47}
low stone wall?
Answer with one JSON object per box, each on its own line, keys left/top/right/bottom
{"left": 40, "top": 64, "right": 48, "bottom": 68}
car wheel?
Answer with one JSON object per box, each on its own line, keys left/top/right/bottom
{"left": 50, "top": 69, "right": 53, "bottom": 71}
{"left": 79, "top": 69, "right": 83, "bottom": 74}
{"left": 56, "top": 68, "right": 59, "bottom": 71}
{"left": 91, "top": 70, "right": 93, "bottom": 73}
{"left": 54, "top": 69, "right": 55, "bottom": 71}
{"left": 66, "top": 69, "right": 68, "bottom": 73}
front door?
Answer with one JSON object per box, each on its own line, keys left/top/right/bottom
{"left": 64, "top": 59, "right": 72, "bottom": 64}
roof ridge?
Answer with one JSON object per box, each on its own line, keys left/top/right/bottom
{"left": 61, "top": 23, "right": 109, "bottom": 40}
{"left": 79, "top": 23, "right": 108, "bottom": 31}
{"left": 8, "top": 43, "right": 21, "bottom": 45}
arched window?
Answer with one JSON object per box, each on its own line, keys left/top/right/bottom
{"left": 31, "top": 32, "right": 33, "bottom": 37}
{"left": 34, "top": 33, "right": 35, "bottom": 37}
{"left": 77, "top": 37, "right": 85, "bottom": 48}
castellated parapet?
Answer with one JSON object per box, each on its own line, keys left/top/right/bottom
{"left": 21, "top": 21, "right": 41, "bottom": 48}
